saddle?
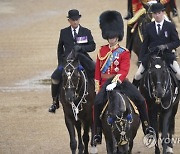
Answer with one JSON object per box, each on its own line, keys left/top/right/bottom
{"left": 100, "top": 96, "right": 139, "bottom": 119}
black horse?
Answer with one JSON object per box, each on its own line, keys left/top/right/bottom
{"left": 97, "top": 79, "right": 140, "bottom": 154}
{"left": 139, "top": 49, "right": 180, "bottom": 154}
{"left": 59, "top": 50, "right": 96, "bottom": 154}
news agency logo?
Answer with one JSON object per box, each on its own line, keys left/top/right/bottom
{"left": 143, "top": 134, "right": 180, "bottom": 148}
{"left": 143, "top": 134, "right": 156, "bottom": 148}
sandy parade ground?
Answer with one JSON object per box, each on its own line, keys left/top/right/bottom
{"left": 0, "top": 0, "right": 180, "bottom": 153}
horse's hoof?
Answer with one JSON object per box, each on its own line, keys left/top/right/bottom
{"left": 166, "top": 146, "right": 173, "bottom": 154}
{"left": 90, "top": 146, "right": 98, "bottom": 154}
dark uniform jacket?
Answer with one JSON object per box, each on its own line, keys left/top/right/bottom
{"left": 57, "top": 25, "right": 96, "bottom": 65}
{"left": 139, "top": 20, "right": 180, "bottom": 65}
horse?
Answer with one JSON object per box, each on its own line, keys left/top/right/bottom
{"left": 59, "top": 49, "right": 96, "bottom": 154}
{"left": 139, "top": 48, "right": 180, "bottom": 154}
{"left": 96, "top": 79, "right": 140, "bottom": 154}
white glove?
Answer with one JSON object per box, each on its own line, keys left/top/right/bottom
{"left": 106, "top": 82, "right": 117, "bottom": 91}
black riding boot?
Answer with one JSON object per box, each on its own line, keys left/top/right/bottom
{"left": 49, "top": 83, "right": 60, "bottom": 113}
{"left": 93, "top": 104, "right": 102, "bottom": 145}
{"left": 124, "top": 0, "right": 133, "bottom": 20}
{"left": 132, "top": 78, "right": 140, "bottom": 88}
{"left": 170, "top": 0, "right": 178, "bottom": 17}
{"left": 138, "top": 103, "right": 155, "bottom": 135}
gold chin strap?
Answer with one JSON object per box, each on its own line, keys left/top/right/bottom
{"left": 109, "top": 43, "right": 119, "bottom": 50}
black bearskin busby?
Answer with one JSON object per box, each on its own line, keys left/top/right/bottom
{"left": 99, "top": 10, "right": 124, "bottom": 41}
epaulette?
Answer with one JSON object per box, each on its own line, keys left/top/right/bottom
{"left": 127, "top": 8, "right": 146, "bottom": 25}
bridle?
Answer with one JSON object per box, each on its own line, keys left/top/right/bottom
{"left": 146, "top": 57, "right": 174, "bottom": 109}
{"left": 63, "top": 59, "right": 88, "bottom": 121}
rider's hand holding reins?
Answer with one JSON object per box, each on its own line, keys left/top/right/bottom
{"left": 73, "top": 44, "right": 82, "bottom": 52}
{"left": 106, "top": 82, "right": 117, "bottom": 91}
{"left": 157, "top": 44, "right": 168, "bottom": 51}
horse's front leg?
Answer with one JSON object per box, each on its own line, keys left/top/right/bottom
{"left": 65, "top": 116, "right": 77, "bottom": 154}
{"left": 82, "top": 121, "right": 90, "bottom": 154}
{"left": 162, "top": 109, "right": 173, "bottom": 154}
{"left": 148, "top": 107, "right": 160, "bottom": 154}
{"left": 75, "top": 120, "right": 84, "bottom": 154}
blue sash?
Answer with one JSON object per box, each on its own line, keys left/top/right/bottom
{"left": 102, "top": 47, "right": 125, "bottom": 73}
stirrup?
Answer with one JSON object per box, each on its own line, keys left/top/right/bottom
{"left": 145, "top": 126, "right": 156, "bottom": 136}
{"left": 93, "top": 135, "right": 102, "bottom": 145}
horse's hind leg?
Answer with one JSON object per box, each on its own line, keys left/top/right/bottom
{"left": 75, "top": 121, "right": 84, "bottom": 154}
{"left": 65, "top": 116, "right": 77, "bottom": 154}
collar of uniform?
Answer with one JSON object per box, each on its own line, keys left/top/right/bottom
{"left": 155, "top": 19, "right": 164, "bottom": 28}
{"left": 109, "top": 43, "right": 119, "bottom": 51}
{"left": 71, "top": 25, "right": 80, "bottom": 34}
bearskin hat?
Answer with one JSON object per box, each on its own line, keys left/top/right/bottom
{"left": 99, "top": 10, "right": 124, "bottom": 41}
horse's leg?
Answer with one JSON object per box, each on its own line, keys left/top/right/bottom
{"left": 74, "top": 121, "right": 84, "bottom": 154}
{"left": 149, "top": 108, "right": 160, "bottom": 154}
{"left": 104, "top": 136, "right": 114, "bottom": 154}
{"left": 65, "top": 116, "right": 77, "bottom": 154}
{"left": 82, "top": 121, "right": 90, "bottom": 154}
{"left": 166, "top": 133, "right": 174, "bottom": 154}
{"left": 162, "top": 109, "right": 173, "bottom": 154}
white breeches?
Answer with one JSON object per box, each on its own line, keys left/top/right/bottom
{"left": 52, "top": 79, "right": 60, "bottom": 84}
{"left": 134, "top": 63, "right": 145, "bottom": 80}
{"left": 134, "top": 61, "right": 180, "bottom": 81}
{"left": 170, "top": 61, "right": 180, "bottom": 80}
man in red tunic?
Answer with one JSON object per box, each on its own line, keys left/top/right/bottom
{"left": 93, "top": 10, "right": 155, "bottom": 145}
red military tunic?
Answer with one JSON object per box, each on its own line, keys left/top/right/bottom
{"left": 95, "top": 43, "right": 130, "bottom": 93}
{"left": 132, "top": 0, "right": 144, "bottom": 14}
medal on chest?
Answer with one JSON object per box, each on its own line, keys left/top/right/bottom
{"left": 114, "top": 53, "right": 119, "bottom": 72}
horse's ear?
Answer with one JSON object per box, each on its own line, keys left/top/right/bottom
{"left": 67, "top": 50, "right": 76, "bottom": 62}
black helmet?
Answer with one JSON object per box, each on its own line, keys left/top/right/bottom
{"left": 99, "top": 10, "right": 124, "bottom": 41}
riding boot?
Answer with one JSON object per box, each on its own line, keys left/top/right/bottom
{"left": 132, "top": 79, "right": 140, "bottom": 88}
{"left": 170, "top": 0, "right": 178, "bottom": 17}
{"left": 137, "top": 103, "right": 156, "bottom": 136}
{"left": 93, "top": 104, "right": 102, "bottom": 145}
{"left": 49, "top": 83, "right": 60, "bottom": 113}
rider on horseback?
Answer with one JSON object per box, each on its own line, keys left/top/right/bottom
{"left": 132, "top": 3, "right": 180, "bottom": 87}
{"left": 93, "top": 10, "right": 155, "bottom": 145}
{"left": 48, "top": 9, "right": 96, "bottom": 113}
{"left": 124, "top": 0, "right": 178, "bottom": 20}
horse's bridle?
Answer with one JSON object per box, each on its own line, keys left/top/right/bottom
{"left": 147, "top": 61, "right": 173, "bottom": 109}
{"left": 63, "top": 59, "right": 88, "bottom": 121}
